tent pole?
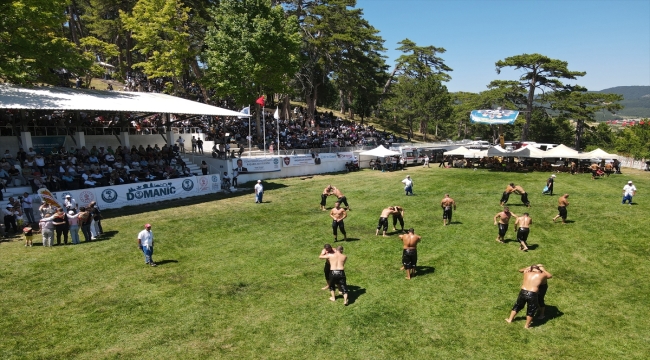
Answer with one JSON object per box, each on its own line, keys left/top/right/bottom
{"left": 248, "top": 104, "right": 251, "bottom": 158}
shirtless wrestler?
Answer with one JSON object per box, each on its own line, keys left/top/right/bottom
{"left": 329, "top": 202, "right": 347, "bottom": 242}
{"left": 399, "top": 228, "right": 421, "bottom": 280}
{"left": 376, "top": 206, "right": 397, "bottom": 237}
{"left": 494, "top": 207, "right": 517, "bottom": 243}
{"left": 552, "top": 194, "right": 570, "bottom": 224}
{"left": 319, "top": 246, "right": 349, "bottom": 305}
{"left": 440, "top": 194, "right": 456, "bottom": 226}
{"left": 320, "top": 185, "right": 333, "bottom": 211}
{"left": 514, "top": 212, "right": 532, "bottom": 251}
{"left": 331, "top": 187, "right": 350, "bottom": 211}
{"left": 500, "top": 183, "right": 516, "bottom": 206}
{"left": 506, "top": 264, "right": 553, "bottom": 328}
{"left": 320, "top": 244, "right": 335, "bottom": 290}
{"left": 391, "top": 206, "right": 405, "bottom": 232}
{"left": 513, "top": 184, "right": 530, "bottom": 207}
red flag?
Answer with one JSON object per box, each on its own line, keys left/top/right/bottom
{"left": 255, "top": 96, "right": 265, "bottom": 106}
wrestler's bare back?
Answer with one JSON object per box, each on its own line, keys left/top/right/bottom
{"left": 399, "top": 233, "right": 421, "bottom": 249}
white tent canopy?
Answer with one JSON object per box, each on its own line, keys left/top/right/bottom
{"left": 512, "top": 145, "right": 546, "bottom": 158}
{"left": 487, "top": 145, "right": 510, "bottom": 157}
{"left": 0, "top": 84, "right": 250, "bottom": 117}
{"left": 543, "top": 144, "right": 580, "bottom": 158}
{"left": 443, "top": 146, "right": 472, "bottom": 156}
{"left": 359, "top": 145, "right": 400, "bottom": 157}
{"left": 579, "top": 148, "right": 619, "bottom": 160}
{"left": 467, "top": 149, "right": 488, "bottom": 158}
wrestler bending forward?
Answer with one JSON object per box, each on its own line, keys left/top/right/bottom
{"left": 319, "top": 246, "right": 349, "bottom": 306}
{"left": 505, "top": 264, "right": 552, "bottom": 328}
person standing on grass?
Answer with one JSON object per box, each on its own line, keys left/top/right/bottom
{"left": 500, "top": 183, "right": 516, "bottom": 206}
{"left": 399, "top": 228, "right": 421, "bottom": 280}
{"left": 319, "top": 245, "right": 349, "bottom": 306}
{"left": 320, "top": 244, "right": 335, "bottom": 290}
{"left": 376, "top": 206, "right": 397, "bottom": 237}
{"left": 66, "top": 211, "right": 81, "bottom": 245}
{"left": 330, "top": 202, "right": 347, "bottom": 242}
{"left": 39, "top": 214, "right": 55, "bottom": 247}
{"left": 552, "top": 194, "right": 570, "bottom": 224}
{"left": 254, "top": 180, "right": 264, "bottom": 203}
{"left": 506, "top": 264, "right": 552, "bottom": 328}
{"left": 137, "top": 223, "right": 156, "bottom": 267}
{"left": 544, "top": 174, "right": 556, "bottom": 195}
{"left": 330, "top": 186, "right": 350, "bottom": 211}
{"left": 513, "top": 184, "right": 530, "bottom": 207}
{"left": 440, "top": 194, "right": 456, "bottom": 226}
{"left": 514, "top": 212, "right": 532, "bottom": 252}
{"left": 622, "top": 180, "right": 637, "bottom": 205}
{"left": 494, "top": 207, "right": 517, "bottom": 243}
{"left": 78, "top": 206, "right": 92, "bottom": 242}
{"left": 391, "top": 206, "right": 405, "bottom": 232}
{"left": 320, "top": 185, "right": 333, "bottom": 211}
{"left": 401, "top": 175, "right": 413, "bottom": 196}
{"left": 423, "top": 154, "right": 430, "bottom": 168}
{"left": 21, "top": 192, "right": 35, "bottom": 225}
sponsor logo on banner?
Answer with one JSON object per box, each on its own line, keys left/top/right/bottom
{"left": 182, "top": 179, "right": 194, "bottom": 191}
{"left": 282, "top": 155, "right": 316, "bottom": 167}
{"left": 127, "top": 182, "right": 176, "bottom": 201}
{"left": 198, "top": 176, "right": 210, "bottom": 191}
{"left": 102, "top": 189, "right": 118, "bottom": 203}
{"left": 79, "top": 191, "right": 95, "bottom": 204}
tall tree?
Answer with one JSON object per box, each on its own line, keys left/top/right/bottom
{"left": 545, "top": 87, "right": 622, "bottom": 150}
{"left": 492, "top": 53, "right": 585, "bottom": 141}
{"left": 80, "top": 0, "right": 138, "bottom": 74}
{"left": 121, "top": 0, "right": 194, "bottom": 93}
{"left": 0, "top": 0, "right": 92, "bottom": 85}
{"left": 383, "top": 39, "right": 452, "bottom": 139}
{"left": 284, "top": 0, "right": 386, "bottom": 118}
{"left": 203, "top": 0, "right": 301, "bottom": 136}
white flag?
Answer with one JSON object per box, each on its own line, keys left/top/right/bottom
{"left": 238, "top": 106, "right": 250, "bottom": 119}
{"left": 273, "top": 107, "right": 280, "bottom": 120}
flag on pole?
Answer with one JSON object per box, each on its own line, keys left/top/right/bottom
{"left": 255, "top": 96, "right": 265, "bottom": 106}
{"left": 273, "top": 107, "right": 280, "bottom": 120}
{"left": 238, "top": 106, "right": 250, "bottom": 119}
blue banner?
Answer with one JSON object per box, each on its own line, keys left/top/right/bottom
{"left": 470, "top": 109, "right": 519, "bottom": 125}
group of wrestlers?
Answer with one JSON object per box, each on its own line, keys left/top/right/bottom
{"left": 317, "top": 181, "right": 555, "bottom": 328}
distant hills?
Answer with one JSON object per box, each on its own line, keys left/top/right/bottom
{"left": 596, "top": 86, "right": 650, "bottom": 119}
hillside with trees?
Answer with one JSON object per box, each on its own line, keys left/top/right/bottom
{"left": 1, "top": 0, "right": 648, "bottom": 158}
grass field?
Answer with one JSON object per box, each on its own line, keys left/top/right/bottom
{"left": 1, "top": 166, "right": 648, "bottom": 359}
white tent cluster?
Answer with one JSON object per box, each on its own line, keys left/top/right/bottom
{"left": 446, "top": 145, "right": 618, "bottom": 160}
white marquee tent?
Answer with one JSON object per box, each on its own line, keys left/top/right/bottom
{"left": 543, "top": 144, "right": 580, "bottom": 158}
{"left": 579, "top": 148, "right": 619, "bottom": 160}
{"left": 0, "top": 84, "right": 250, "bottom": 117}
{"left": 443, "top": 146, "right": 472, "bottom": 156}
{"left": 359, "top": 145, "right": 400, "bottom": 157}
{"left": 512, "top": 145, "right": 546, "bottom": 158}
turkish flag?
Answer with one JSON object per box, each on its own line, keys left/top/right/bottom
{"left": 255, "top": 96, "right": 265, "bottom": 106}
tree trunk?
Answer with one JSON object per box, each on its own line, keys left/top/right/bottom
{"left": 522, "top": 75, "right": 537, "bottom": 141}
{"left": 189, "top": 59, "right": 209, "bottom": 103}
{"left": 256, "top": 104, "right": 262, "bottom": 138}
{"left": 283, "top": 96, "right": 291, "bottom": 120}
{"left": 339, "top": 89, "right": 345, "bottom": 114}
{"left": 347, "top": 91, "right": 354, "bottom": 120}
{"left": 574, "top": 119, "right": 584, "bottom": 150}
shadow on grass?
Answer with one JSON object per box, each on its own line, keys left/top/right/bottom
{"left": 526, "top": 244, "right": 539, "bottom": 251}
{"left": 346, "top": 285, "right": 366, "bottom": 305}
{"left": 415, "top": 266, "right": 435, "bottom": 277}
{"left": 450, "top": 221, "right": 463, "bottom": 225}
{"left": 535, "top": 305, "right": 564, "bottom": 326}
{"left": 563, "top": 220, "right": 575, "bottom": 224}
{"left": 155, "top": 259, "right": 178, "bottom": 266}
{"left": 337, "top": 237, "right": 360, "bottom": 242}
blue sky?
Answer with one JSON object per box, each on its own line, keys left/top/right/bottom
{"left": 356, "top": 0, "right": 650, "bottom": 93}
